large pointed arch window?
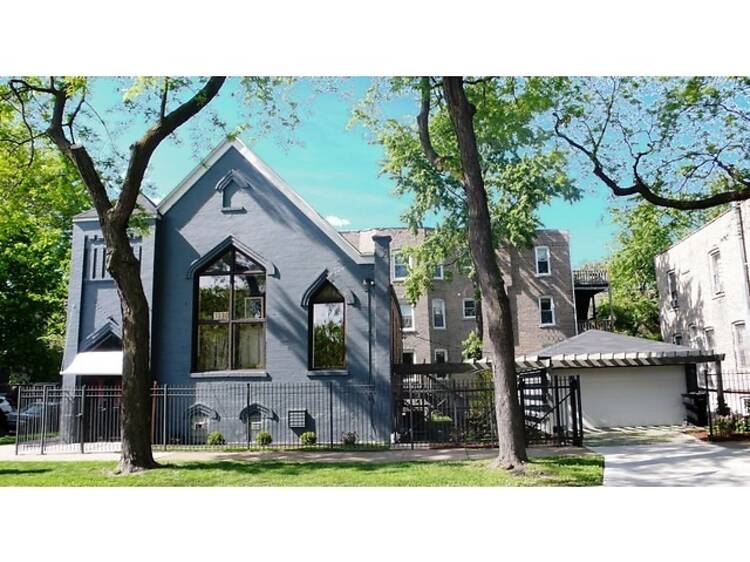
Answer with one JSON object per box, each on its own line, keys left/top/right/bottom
{"left": 194, "top": 247, "right": 266, "bottom": 371}
{"left": 309, "top": 282, "right": 346, "bottom": 370}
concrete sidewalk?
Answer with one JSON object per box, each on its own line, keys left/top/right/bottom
{"left": 592, "top": 438, "right": 750, "bottom": 486}
{"left": 0, "top": 444, "right": 590, "bottom": 463}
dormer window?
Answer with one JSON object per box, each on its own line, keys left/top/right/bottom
{"left": 194, "top": 247, "right": 266, "bottom": 372}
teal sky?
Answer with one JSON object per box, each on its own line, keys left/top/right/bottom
{"left": 90, "top": 78, "right": 615, "bottom": 267}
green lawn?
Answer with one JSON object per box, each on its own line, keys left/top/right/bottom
{"left": 0, "top": 456, "right": 602, "bottom": 486}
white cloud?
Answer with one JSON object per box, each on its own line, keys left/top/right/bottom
{"left": 325, "top": 215, "right": 351, "bottom": 229}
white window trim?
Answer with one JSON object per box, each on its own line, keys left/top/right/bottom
{"left": 462, "top": 298, "right": 477, "bottom": 320}
{"left": 673, "top": 332, "right": 683, "bottom": 346}
{"left": 400, "top": 302, "right": 416, "bottom": 332}
{"left": 708, "top": 249, "right": 724, "bottom": 296}
{"left": 434, "top": 348, "right": 448, "bottom": 363}
{"left": 704, "top": 327, "right": 715, "bottom": 350}
{"left": 392, "top": 251, "right": 411, "bottom": 282}
{"left": 534, "top": 246, "right": 551, "bottom": 277}
{"left": 538, "top": 296, "right": 556, "bottom": 327}
{"left": 733, "top": 321, "right": 747, "bottom": 369}
{"left": 432, "top": 298, "right": 447, "bottom": 330}
{"left": 433, "top": 263, "right": 444, "bottom": 280}
{"left": 402, "top": 349, "right": 416, "bottom": 364}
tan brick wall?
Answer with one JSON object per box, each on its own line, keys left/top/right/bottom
{"left": 656, "top": 201, "right": 750, "bottom": 373}
{"left": 343, "top": 227, "right": 577, "bottom": 363}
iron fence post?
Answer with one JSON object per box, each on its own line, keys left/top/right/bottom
{"left": 328, "top": 381, "right": 334, "bottom": 448}
{"left": 40, "top": 385, "right": 48, "bottom": 455}
{"left": 162, "top": 384, "right": 168, "bottom": 450}
{"left": 14, "top": 386, "right": 21, "bottom": 456}
{"left": 569, "top": 376, "right": 582, "bottom": 446}
{"left": 706, "top": 389, "right": 714, "bottom": 440}
{"left": 79, "top": 385, "right": 86, "bottom": 454}
{"left": 250, "top": 380, "right": 256, "bottom": 446}
{"left": 518, "top": 377, "right": 527, "bottom": 445}
{"left": 408, "top": 376, "right": 414, "bottom": 450}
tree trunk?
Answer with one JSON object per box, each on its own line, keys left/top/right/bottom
{"left": 442, "top": 77, "right": 527, "bottom": 469}
{"left": 102, "top": 222, "right": 157, "bottom": 473}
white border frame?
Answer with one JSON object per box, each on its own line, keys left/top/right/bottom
{"left": 708, "top": 248, "right": 724, "bottom": 296}
{"left": 534, "top": 246, "right": 551, "bottom": 277}
{"left": 732, "top": 320, "right": 747, "bottom": 369}
{"left": 400, "top": 301, "right": 416, "bottom": 332}
{"left": 392, "top": 251, "right": 411, "bottom": 281}
{"left": 434, "top": 348, "right": 448, "bottom": 363}
{"left": 432, "top": 298, "right": 447, "bottom": 330}
{"left": 538, "top": 295, "right": 555, "bottom": 327}
{"left": 462, "top": 297, "right": 476, "bottom": 320}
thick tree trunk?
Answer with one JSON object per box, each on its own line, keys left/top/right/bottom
{"left": 102, "top": 223, "right": 156, "bottom": 473}
{"left": 442, "top": 77, "right": 527, "bottom": 469}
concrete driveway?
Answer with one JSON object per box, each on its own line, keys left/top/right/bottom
{"left": 590, "top": 429, "right": 750, "bottom": 486}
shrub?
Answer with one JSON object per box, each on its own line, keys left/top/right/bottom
{"left": 299, "top": 431, "right": 317, "bottom": 446}
{"left": 206, "top": 431, "right": 226, "bottom": 446}
{"left": 341, "top": 431, "right": 358, "bottom": 446}
{"left": 256, "top": 431, "right": 273, "bottom": 446}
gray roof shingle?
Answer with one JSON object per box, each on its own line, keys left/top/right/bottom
{"left": 531, "top": 329, "right": 694, "bottom": 357}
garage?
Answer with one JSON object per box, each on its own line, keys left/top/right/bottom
{"left": 517, "top": 330, "right": 722, "bottom": 429}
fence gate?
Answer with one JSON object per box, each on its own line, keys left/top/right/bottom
{"left": 699, "top": 371, "right": 750, "bottom": 440}
{"left": 391, "top": 369, "right": 583, "bottom": 448}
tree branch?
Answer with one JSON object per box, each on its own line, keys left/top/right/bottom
{"left": 417, "top": 76, "right": 447, "bottom": 171}
{"left": 114, "top": 76, "right": 226, "bottom": 226}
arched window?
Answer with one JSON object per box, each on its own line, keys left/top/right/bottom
{"left": 194, "top": 247, "right": 266, "bottom": 372}
{"left": 309, "top": 281, "right": 345, "bottom": 370}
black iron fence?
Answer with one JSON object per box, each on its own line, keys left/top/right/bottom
{"left": 14, "top": 382, "right": 391, "bottom": 455}
{"left": 699, "top": 371, "right": 750, "bottom": 441}
{"left": 391, "top": 370, "right": 583, "bottom": 448}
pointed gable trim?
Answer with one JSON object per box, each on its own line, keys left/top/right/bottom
{"left": 186, "top": 235, "right": 277, "bottom": 279}
{"left": 158, "top": 138, "right": 373, "bottom": 265}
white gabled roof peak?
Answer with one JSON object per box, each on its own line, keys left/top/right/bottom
{"left": 157, "top": 138, "right": 372, "bottom": 265}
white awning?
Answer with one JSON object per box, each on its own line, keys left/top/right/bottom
{"left": 61, "top": 351, "right": 123, "bottom": 376}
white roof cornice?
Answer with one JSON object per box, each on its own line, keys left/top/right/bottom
{"left": 157, "top": 138, "right": 373, "bottom": 265}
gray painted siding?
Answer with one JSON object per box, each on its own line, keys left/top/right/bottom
{"left": 152, "top": 147, "right": 390, "bottom": 388}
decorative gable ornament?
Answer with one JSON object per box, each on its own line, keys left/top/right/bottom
{"left": 214, "top": 169, "right": 253, "bottom": 193}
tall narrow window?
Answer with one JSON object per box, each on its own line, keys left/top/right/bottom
{"left": 393, "top": 252, "right": 409, "bottom": 281}
{"left": 673, "top": 333, "right": 683, "bottom": 346}
{"left": 539, "top": 296, "right": 555, "bottom": 326}
{"left": 535, "top": 246, "right": 551, "bottom": 276}
{"left": 733, "top": 322, "right": 747, "bottom": 369}
{"left": 402, "top": 350, "right": 415, "bottom": 365}
{"left": 689, "top": 324, "right": 700, "bottom": 349}
{"left": 432, "top": 298, "right": 446, "bottom": 329}
{"left": 704, "top": 327, "right": 715, "bottom": 351}
{"left": 434, "top": 349, "right": 448, "bottom": 363}
{"left": 433, "top": 263, "right": 444, "bottom": 280}
{"left": 463, "top": 298, "right": 477, "bottom": 319}
{"left": 709, "top": 250, "right": 723, "bottom": 295}
{"left": 667, "top": 270, "right": 679, "bottom": 309}
{"left": 400, "top": 302, "right": 415, "bottom": 332}
{"left": 194, "top": 247, "right": 266, "bottom": 372}
{"left": 309, "top": 282, "right": 345, "bottom": 370}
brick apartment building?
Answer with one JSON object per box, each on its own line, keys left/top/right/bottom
{"left": 343, "top": 227, "right": 594, "bottom": 365}
{"left": 655, "top": 201, "right": 750, "bottom": 373}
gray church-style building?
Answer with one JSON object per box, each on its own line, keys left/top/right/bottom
{"left": 60, "top": 139, "right": 397, "bottom": 446}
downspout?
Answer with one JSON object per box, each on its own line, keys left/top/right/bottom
{"left": 363, "top": 278, "right": 375, "bottom": 384}
{"left": 734, "top": 202, "right": 750, "bottom": 317}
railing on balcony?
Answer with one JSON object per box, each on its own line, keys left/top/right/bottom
{"left": 573, "top": 269, "right": 609, "bottom": 287}
{"left": 577, "top": 318, "right": 614, "bottom": 333}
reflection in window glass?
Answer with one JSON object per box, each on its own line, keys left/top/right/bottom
{"left": 310, "top": 282, "right": 345, "bottom": 369}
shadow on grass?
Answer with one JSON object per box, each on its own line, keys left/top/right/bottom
{"left": 158, "top": 460, "right": 431, "bottom": 476}
{"left": 0, "top": 468, "right": 52, "bottom": 476}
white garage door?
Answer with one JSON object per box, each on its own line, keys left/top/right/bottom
{"left": 575, "top": 366, "right": 687, "bottom": 428}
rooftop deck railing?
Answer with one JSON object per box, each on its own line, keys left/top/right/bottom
{"left": 573, "top": 269, "right": 609, "bottom": 287}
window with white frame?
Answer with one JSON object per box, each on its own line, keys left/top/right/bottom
{"left": 463, "top": 298, "right": 476, "bottom": 319}
{"left": 433, "top": 263, "right": 444, "bottom": 280}
{"left": 673, "top": 333, "right": 683, "bottom": 346}
{"left": 535, "top": 246, "right": 551, "bottom": 276}
{"left": 704, "top": 327, "right": 716, "bottom": 351}
{"left": 400, "top": 302, "right": 415, "bottom": 332}
{"left": 733, "top": 321, "right": 747, "bottom": 369}
{"left": 392, "top": 252, "right": 409, "bottom": 281}
{"left": 539, "top": 296, "right": 555, "bottom": 326}
{"left": 709, "top": 249, "right": 724, "bottom": 295}
{"left": 432, "top": 298, "right": 446, "bottom": 329}
{"left": 743, "top": 397, "right": 750, "bottom": 415}
{"left": 434, "top": 349, "right": 448, "bottom": 363}
{"left": 667, "top": 270, "right": 679, "bottom": 309}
